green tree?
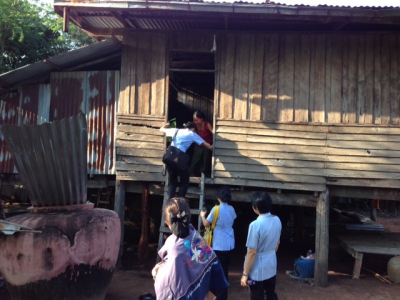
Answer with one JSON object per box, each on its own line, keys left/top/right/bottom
{"left": 0, "top": 0, "right": 95, "bottom": 73}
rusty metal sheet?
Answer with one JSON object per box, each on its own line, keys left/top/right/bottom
{"left": 20, "top": 85, "right": 40, "bottom": 125}
{"left": 0, "top": 92, "right": 20, "bottom": 173}
{"left": 51, "top": 71, "right": 118, "bottom": 174}
{"left": 0, "top": 85, "right": 51, "bottom": 174}
{"left": 2, "top": 113, "right": 88, "bottom": 207}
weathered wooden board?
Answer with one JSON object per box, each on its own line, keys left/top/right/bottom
{"left": 117, "top": 125, "right": 164, "bottom": 136}
{"left": 214, "top": 170, "right": 325, "bottom": 184}
{"left": 326, "top": 178, "right": 400, "bottom": 189}
{"left": 213, "top": 177, "right": 325, "bottom": 192}
{"left": 117, "top": 172, "right": 166, "bottom": 182}
{"left": 117, "top": 114, "right": 165, "bottom": 127}
{"left": 119, "top": 155, "right": 164, "bottom": 166}
{"left": 117, "top": 147, "right": 164, "bottom": 157}
{"left": 215, "top": 156, "right": 325, "bottom": 168}
{"left": 116, "top": 140, "right": 163, "bottom": 150}
{"left": 214, "top": 118, "right": 400, "bottom": 191}
{"left": 338, "top": 234, "right": 400, "bottom": 256}
{"left": 214, "top": 162, "right": 325, "bottom": 176}
{"left": 116, "top": 161, "right": 163, "bottom": 173}
{"left": 217, "top": 127, "right": 327, "bottom": 139}
{"left": 116, "top": 132, "right": 164, "bottom": 143}
{"left": 151, "top": 33, "right": 167, "bottom": 116}
{"left": 214, "top": 148, "right": 326, "bottom": 161}
{"left": 216, "top": 132, "right": 326, "bottom": 146}
{"left": 330, "top": 186, "right": 400, "bottom": 201}
{"left": 215, "top": 32, "right": 400, "bottom": 124}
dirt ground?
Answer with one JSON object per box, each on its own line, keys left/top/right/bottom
{"left": 1, "top": 211, "right": 400, "bottom": 300}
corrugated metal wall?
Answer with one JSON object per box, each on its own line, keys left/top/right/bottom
{"left": 217, "top": 33, "right": 400, "bottom": 124}
{"left": 0, "top": 92, "right": 21, "bottom": 173}
{"left": 0, "top": 70, "right": 119, "bottom": 175}
{"left": 51, "top": 71, "right": 119, "bottom": 175}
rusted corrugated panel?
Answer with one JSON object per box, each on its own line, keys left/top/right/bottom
{"left": 20, "top": 85, "right": 40, "bottom": 125}
{"left": 0, "top": 92, "right": 20, "bottom": 173}
{"left": 2, "top": 113, "right": 88, "bottom": 207}
{"left": 51, "top": 72, "right": 86, "bottom": 120}
{"left": 87, "top": 71, "right": 118, "bottom": 175}
{"left": 50, "top": 71, "right": 118, "bottom": 175}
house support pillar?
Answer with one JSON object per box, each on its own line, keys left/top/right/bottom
{"left": 314, "top": 188, "right": 330, "bottom": 287}
{"left": 293, "top": 206, "right": 304, "bottom": 257}
{"left": 114, "top": 179, "right": 126, "bottom": 267}
{"left": 138, "top": 182, "right": 150, "bottom": 261}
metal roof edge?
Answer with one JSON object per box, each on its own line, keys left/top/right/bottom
{"left": 0, "top": 39, "right": 121, "bottom": 92}
{"left": 53, "top": 0, "right": 400, "bottom": 17}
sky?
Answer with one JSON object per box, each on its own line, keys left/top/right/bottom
{"left": 39, "top": 0, "right": 399, "bottom": 7}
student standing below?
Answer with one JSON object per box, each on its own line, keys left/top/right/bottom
{"left": 241, "top": 192, "right": 282, "bottom": 300}
{"left": 160, "top": 122, "right": 213, "bottom": 200}
{"left": 152, "top": 197, "right": 229, "bottom": 300}
{"left": 189, "top": 111, "right": 213, "bottom": 177}
{"left": 200, "top": 187, "right": 236, "bottom": 300}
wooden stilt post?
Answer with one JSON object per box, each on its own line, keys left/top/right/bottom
{"left": 293, "top": 206, "right": 304, "bottom": 257}
{"left": 138, "top": 182, "right": 150, "bottom": 261}
{"left": 314, "top": 188, "right": 330, "bottom": 287}
{"left": 0, "top": 180, "right": 4, "bottom": 219}
{"left": 114, "top": 179, "right": 126, "bottom": 268}
{"left": 370, "top": 199, "right": 378, "bottom": 221}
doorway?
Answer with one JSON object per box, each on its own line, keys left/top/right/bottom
{"left": 167, "top": 51, "right": 215, "bottom": 127}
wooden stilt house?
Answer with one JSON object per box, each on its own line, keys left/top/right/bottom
{"left": 48, "top": 1, "right": 400, "bottom": 286}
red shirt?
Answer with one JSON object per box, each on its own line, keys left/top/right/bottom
{"left": 197, "top": 121, "right": 213, "bottom": 145}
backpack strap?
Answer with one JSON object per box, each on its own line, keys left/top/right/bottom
{"left": 211, "top": 205, "right": 220, "bottom": 229}
{"left": 172, "top": 129, "right": 179, "bottom": 141}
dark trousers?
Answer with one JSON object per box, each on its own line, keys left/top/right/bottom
{"left": 249, "top": 275, "right": 278, "bottom": 300}
{"left": 167, "top": 165, "right": 189, "bottom": 199}
{"left": 214, "top": 250, "right": 232, "bottom": 300}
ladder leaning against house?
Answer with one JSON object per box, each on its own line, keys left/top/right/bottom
{"left": 157, "top": 173, "right": 206, "bottom": 257}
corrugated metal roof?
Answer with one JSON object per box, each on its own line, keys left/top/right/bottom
{"left": 0, "top": 39, "right": 122, "bottom": 92}
{"left": 53, "top": 0, "right": 400, "bottom": 36}
{"left": 54, "top": 0, "right": 400, "bottom": 10}
{"left": 2, "top": 113, "right": 88, "bottom": 207}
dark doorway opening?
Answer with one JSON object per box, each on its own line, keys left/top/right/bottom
{"left": 167, "top": 51, "right": 215, "bottom": 127}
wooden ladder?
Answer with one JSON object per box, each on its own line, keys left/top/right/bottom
{"left": 157, "top": 173, "right": 206, "bottom": 259}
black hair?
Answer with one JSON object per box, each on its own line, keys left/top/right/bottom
{"left": 183, "top": 122, "right": 196, "bottom": 129}
{"left": 164, "top": 197, "right": 191, "bottom": 238}
{"left": 217, "top": 186, "right": 231, "bottom": 203}
{"left": 193, "top": 111, "right": 205, "bottom": 120}
{"left": 251, "top": 192, "right": 272, "bottom": 214}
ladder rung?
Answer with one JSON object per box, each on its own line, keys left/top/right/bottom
{"left": 159, "top": 226, "right": 171, "bottom": 233}
{"left": 186, "top": 189, "right": 202, "bottom": 195}
{"left": 190, "top": 209, "right": 200, "bottom": 215}
{"left": 189, "top": 177, "right": 202, "bottom": 183}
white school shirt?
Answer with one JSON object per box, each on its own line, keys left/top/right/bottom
{"left": 206, "top": 203, "right": 236, "bottom": 251}
{"left": 160, "top": 128, "right": 205, "bottom": 152}
{"left": 245, "top": 213, "right": 282, "bottom": 281}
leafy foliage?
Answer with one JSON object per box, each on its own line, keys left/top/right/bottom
{"left": 0, "top": 0, "right": 95, "bottom": 73}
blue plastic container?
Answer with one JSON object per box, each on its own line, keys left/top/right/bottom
{"left": 294, "top": 258, "right": 315, "bottom": 278}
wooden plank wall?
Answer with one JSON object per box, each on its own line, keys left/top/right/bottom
{"left": 120, "top": 30, "right": 215, "bottom": 117}
{"left": 117, "top": 31, "right": 214, "bottom": 180}
{"left": 217, "top": 33, "right": 400, "bottom": 124}
{"left": 119, "top": 31, "right": 167, "bottom": 116}
{"left": 116, "top": 114, "right": 165, "bottom": 182}
{"left": 214, "top": 119, "right": 400, "bottom": 191}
